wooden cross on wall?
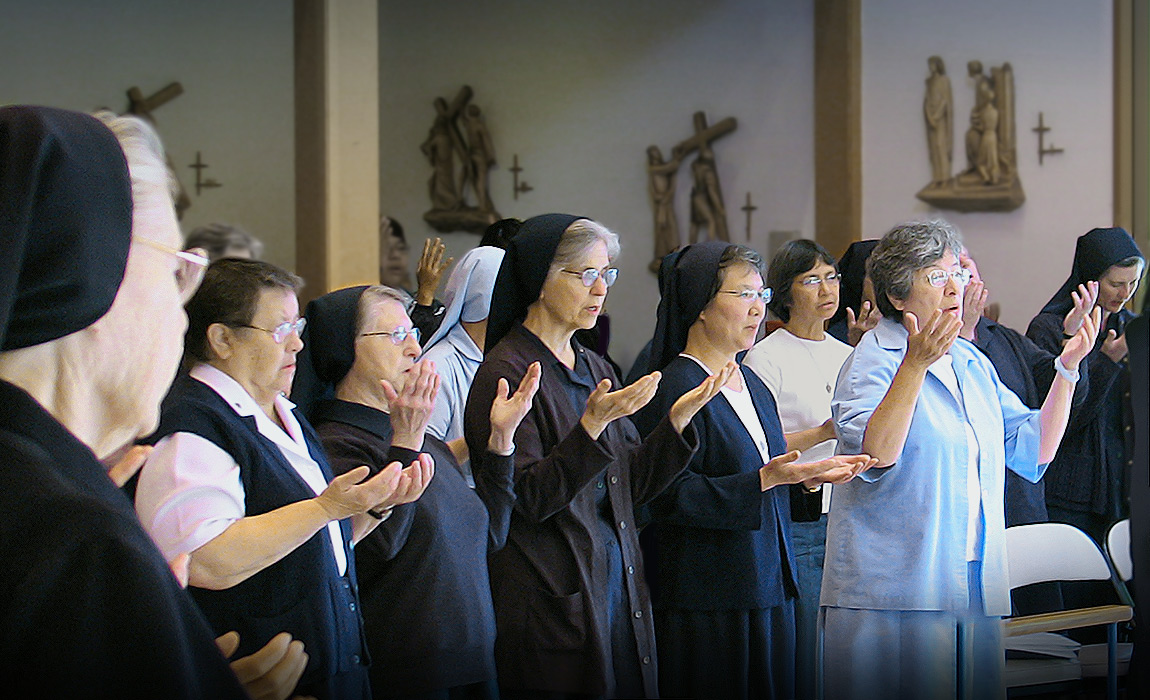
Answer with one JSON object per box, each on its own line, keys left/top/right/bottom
{"left": 125, "top": 82, "right": 193, "bottom": 218}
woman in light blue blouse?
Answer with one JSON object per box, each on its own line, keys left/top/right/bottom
{"left": 821, "top": 220, "right": 1098, "bottom": 700}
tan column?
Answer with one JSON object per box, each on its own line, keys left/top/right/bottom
{"left": 295, "top": 0, "right": 380, "bottom": 303}
{"left": 814, "top": 0, "right": 862, "bottom": 258}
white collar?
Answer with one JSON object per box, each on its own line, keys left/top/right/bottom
{"left": 189, "top": 363, "right": 309, "bottom": 456}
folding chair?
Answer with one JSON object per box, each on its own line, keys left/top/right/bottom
{"left": 1107, "top": 519, "right": 1132, "bottom": 583}
{"left": 1003, "top": 522, "right": 1133, "bottom": 700}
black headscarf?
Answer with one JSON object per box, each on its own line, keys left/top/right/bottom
{"left": 0, "top": 106, "right": 132, "bottom": 350}
{"left": 290, "top": 285, "right": 368, "bottom": 419}
{"left": 647, "top": 240, "right": 728, "bottom": 373}
{"left": 484, "top": 213, "right": 587, "bottom": 352}
{"left": 1040, "top": 227, "right": 1144, "bottom": 316}
{"left": 827, "top": 239, "right": 879, "bottom": 330}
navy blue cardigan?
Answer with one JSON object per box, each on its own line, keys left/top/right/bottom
{"left": 147, "top": 373, "right": 369, "bottom": 693}
{"left": 633, "top": 357, "right": 799, "bottom": 610}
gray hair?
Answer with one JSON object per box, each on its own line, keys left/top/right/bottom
{"left": 356, "top": 285, "right": 411, "bottom": 336}
{"left": 867, "top": 219, "right": 964, "bottom": 321}
{"left": 186, "top": 222, "right": 265, "bottom": 261}
{"left": 90, "top": 111, "right": 179, "bottom": 207}
{"left": 550, "top": 219, "right": 621, "bottom": 271}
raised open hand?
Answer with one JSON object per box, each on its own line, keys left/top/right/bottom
{"left": 668, "top": 361, "right": 737, "bottom": 434}
{"left": 959, "top": 279, "right": 988, "bottom": 341}
{"left": 1062, "top": 281, "right": 1100, "bottom": 337}
{"left": 580, "top": 372, "right": 662, "bottom": 440}
{"left": 489, "top": 362, "right": 541, "bottom": 454}
{"left": 797, "top": 454, "right": 879, "bottom": 490}
{"left": 1061, "top": 306, "right": 1100, "bottom": 369}
{"left": 846, "top": 300, "right": 882, "bottom": 346}
{"left": 1101, "top": 327, "right": 1128, "bottom": 364}
{"left": 415, "top": 237, "right": 453, "bottom": 306}
{"left": 384, "top": 360, "right": 439, "bottom": 450}
{"left": 903, "top": 310, "right": 961, "bottom": 370}
{"left": 383, "top": 452, "right": 435, "bottom": 509}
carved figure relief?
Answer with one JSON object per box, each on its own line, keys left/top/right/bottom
{"left": 421, "top": 86, "right": 501, "bottom": 233}
{"left": 645, "top": 111, "right": 737, "bottom": 271}
{"left": 917, "top": 58, "right": 1024, "bottom": 212}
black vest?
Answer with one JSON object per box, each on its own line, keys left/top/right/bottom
{"left": 147, "top": 373, "right": 370, "bottom": 688}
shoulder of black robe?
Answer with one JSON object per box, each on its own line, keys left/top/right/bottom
{"left": 1039, "top": 226, "right": 1144, "bottom": 316}
{"left": 484, "top": 213, "right": 587, "bottom": 353}
{"left": 292, "top": 285, "right": 368, "bottom": 419}
{"left": 0, "top": 105, "right": 132, "bottom": 350}
{"left": 827, "top": 238, "right": 879, "bottom": 329}
{"left": 648, "top": 239, "right": 728, "bottom": 373}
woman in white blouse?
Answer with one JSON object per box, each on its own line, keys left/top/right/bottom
{"left": 744, "top": 239, "right": 854, "bottom": 700}
{"left": 135, "top": 258, "right": 432, "bottom": 699}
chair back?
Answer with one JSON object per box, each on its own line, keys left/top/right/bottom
{"left": 1005, "top": 523, "right": 1113, "bottom": 590}
{"left": 1107, "top": 519, "right": 1133, "bottom": 582}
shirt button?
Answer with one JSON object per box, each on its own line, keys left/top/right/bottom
{"left": 349, "top": 602, "right": 357, "bottom": 611}
{"left": 610, "top": 475, "right": 619, "bottom": 484}
{"left": 619, "top": 521, "right": 627, "bottom": 530}
{"left": 628, "top": 565, "right": 635, "bottom": 575}
{"left": 634, "top": 610, "right": 643, "bottom": 618}
{"left": 642, "top": 656, "right": 651, "bottom": 665}
{"left": 597, "top": 481, "right": 604, "bottom": 489}
{"left": 352, "top": 654, "right": 361, "bottom": 664}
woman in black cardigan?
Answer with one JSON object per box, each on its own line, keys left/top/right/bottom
{"left": 1026, "top": 226, "right": 1144, "bottom": 543}
{"left": 633, "top": 241, "right": 873, "bottom": 700}
{"left": 296, "top": 284, "right": 539, "bottom": 700}
{"left": 464, "top": 214, "right": 729, "bottom": 699}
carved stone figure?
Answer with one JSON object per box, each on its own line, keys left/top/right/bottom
{"left": 688, "top": 143, "right": 729, "bottom": 243}
{"left": 646, "top": 145, "right": 683, "bottom": 272}
{"left": 917, "top": 59, "right": 1023, "bottom": 212}
{"left": 923, "top": 56, "right": 953, "bottom": 187}
{"left": 460, "top": 104, "right": 496, "bottom": 213}
{"left": 421, "top": 86, "right": 501, "bottom": 233}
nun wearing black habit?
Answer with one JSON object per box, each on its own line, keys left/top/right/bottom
{"left": 463, "top": 214, "right": 730, "bottom": 699}
{"left": 294, "top": 284, "right": 539, "bottom": 700}
{"left": 1026, "top": 227, "right": 1145, "bottom": 543}
{"left": 0, "top": 106, "right": 249, "bottom": 697}
{"left": 631, "top": 241, "right": 872, "bottom": 700}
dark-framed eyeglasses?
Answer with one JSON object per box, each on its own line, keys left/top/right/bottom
{"left": 798, "top": 272, "right": 842, "bottom": 287}
{"left": 926, "top": 268, "right": 972, "bottom": 288}
{"left": 718, "top": 287, "right": 773, "bottom": 304}
{"left": 560, "top": 267, "right": 619, "bottom": 288}
{"left": 133, "top": 237, "right": 209, "bottom": 302}
{"left": 237, "top": 317, "right": 307, "bottom": 344}
{"left": 361, "top": 325, "right": 421, "bottom": 345}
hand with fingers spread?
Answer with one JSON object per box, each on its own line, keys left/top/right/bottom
{"left": 415, "top": 237, "right": 453, "bottom": 307}
{"left": 958, "top": 279, "right": 988, "bottom": 341}
{"left": 1061, "top": 306, "right": 1100, "bottom": 369}
{"left": 580, "top": 371, "right": 662, "bottom": 440}
{"left": 846, "top": 301, "right": 882, "bottom": 347}
{"left": 315, "top": 460, "right": 408, "bottom": 521}
{"left": 668, "top": 361, "right": 737, "bottom": 434}
{"left": 903, "top": 310, "right": 962, "bottom": 370}
{"left": 488, "top": 362, "right": 541, "bottom": 454}
{"left": 217, "top": 631, "right": 311, "bottom": 700}
{"left": 385, "top": 359, "right": 440, "bottom": 450}
{"left": 1062, "top": 281, "right": 1099, "bottom": 338}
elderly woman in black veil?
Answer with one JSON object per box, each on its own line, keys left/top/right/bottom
{"left": 0, "top": 106, "right": 299, "bottom": 697}
{"left": 295, "top": 284, "right": 539, "bottom": 699}
{"left": 827, "top": 239, "right": 881, "bottom": 346}
{"left": 1026, "top": 227, "right": 1145, "bottom": 543}
{"left": 464, "top": 214, "right": 730, "bottom": 699}
{"left": 633, "top": 240, "right": 872, "bottom": 700}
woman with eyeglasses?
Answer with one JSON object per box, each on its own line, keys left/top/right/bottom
{"left": 633, "top": 240, "right": 872, "bottom": 700}
{"left": 820, "top": 221, "right": 1098, "bottom": 700}
{"left": 742, "top": 239, "right": 854, "bottom": 700}
{"left": 463, "top": 215, "right": 731, "bottom": 699}
{"left": 292, "top": 284, "right": 540, "bottom": 699}
{"left": 135, "top": 258, "right": 431, "bottom": 700}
